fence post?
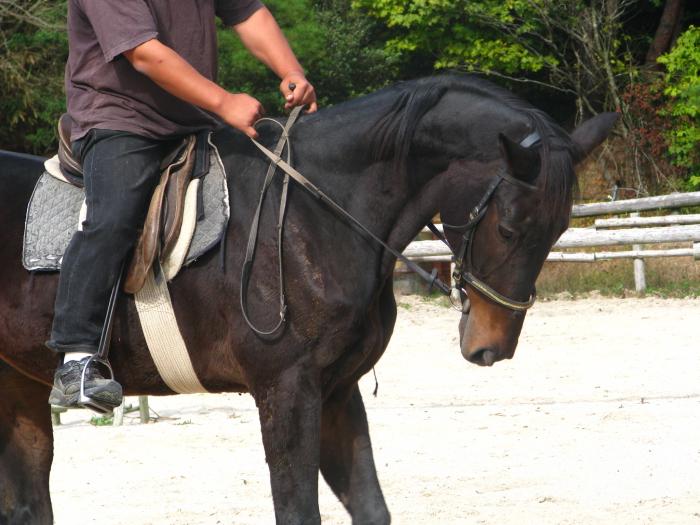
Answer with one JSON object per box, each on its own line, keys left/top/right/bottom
{"left": 139, "top": 396, "right": 150, "bottom": 424}
{"left": 631, "top": 213, "right": 647, "bottom": 292}
{"left": 51, "top": 406, "right": 65, "bottom": 426}
{"left": 112, "top": 399, "right": 125, "bottom": 426}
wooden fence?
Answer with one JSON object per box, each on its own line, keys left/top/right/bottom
{"left": 404, "top": 191, "right": 700, "bottom": 292}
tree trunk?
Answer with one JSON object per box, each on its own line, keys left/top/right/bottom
{"left": 645, "top": 0, "right": 685, "bottom": 68}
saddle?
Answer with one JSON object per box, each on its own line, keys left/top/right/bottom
{"left": 56, "top": 114, "right": 203, "bottom": 293}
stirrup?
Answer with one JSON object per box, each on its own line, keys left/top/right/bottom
{"left": 78, "top": 354, "right": 116, "bottom": 414}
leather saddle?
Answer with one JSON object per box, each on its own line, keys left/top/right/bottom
{"left": 57, "top": 114, "right": 202, "bottom": 294}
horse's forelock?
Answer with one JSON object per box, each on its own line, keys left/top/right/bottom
{"left": 528, "top": 113, "right": 579, "bottom": 228}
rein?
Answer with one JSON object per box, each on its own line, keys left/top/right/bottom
{"left": 241, "top": 111, "right": 540, "bottom": 336}
{"left": 239, "top": 107, "right": 302, "bottom": 337}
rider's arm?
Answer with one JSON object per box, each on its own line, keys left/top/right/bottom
{"left": 231, "top": 7, "right": 318, "bottom": 112}
{"left": 123, "top": 40, "right": 262, "bottom": 138}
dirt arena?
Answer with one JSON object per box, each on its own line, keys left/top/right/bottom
{"left": 51, "top": 296, "right": 700, "bottom": 524}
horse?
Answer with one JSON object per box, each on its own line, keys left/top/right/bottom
{"left": 0, "top": 74, "right": 616, "bottom": 524}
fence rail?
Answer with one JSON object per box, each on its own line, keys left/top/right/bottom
{"left": 594, "top": 214, "right": 700, "bottom": 229}
{"left": 571, "top": 191, "right": 700, "bottom": 217}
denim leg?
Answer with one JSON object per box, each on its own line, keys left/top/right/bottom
{"left": 48, "top": 130, "right": 177, "bottom": 353}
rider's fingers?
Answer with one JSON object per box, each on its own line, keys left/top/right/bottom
{"left": 255, "top": 101, "right": 266, "bottom": 119}
{"left": 281, "top": 79, "right": 298, "bottom": 101}
{"left": 303, "top": 86, "right": 317, "bottom": 109}
{"left": 284, "top": 83, "right": 316, "bottom": 111}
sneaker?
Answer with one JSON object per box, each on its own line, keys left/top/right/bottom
{"left": 48, "top": 357, "right": 123, "bottom": 409}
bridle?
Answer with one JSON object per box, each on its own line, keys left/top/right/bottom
{"left": 241, "top": 109, "right": 541, "bottom": 336}
{"left": 429, "top": 131, "right": 542, "bottom": 313}
{"left": 428, "top": 164, "right": 538, "bottom": 313}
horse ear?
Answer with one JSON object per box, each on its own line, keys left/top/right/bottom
{"left": 498, "top": 133, "right": 540, "bottom": 185}
{"left": 571, "top": 112, "right": 619, "bottom": 164}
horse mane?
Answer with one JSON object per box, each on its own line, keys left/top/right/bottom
{"left": 367, "top": 74, "right": 578, "bottom": 225}
{"left": 368, "top": 80, "right": 448, "bottom": 180}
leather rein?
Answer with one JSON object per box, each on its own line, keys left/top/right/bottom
{"left": 241, "top": 107, "right": 540, "bottom": 336}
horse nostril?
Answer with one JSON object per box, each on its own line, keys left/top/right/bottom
{"left": 468, "top": 348, "right": 497, "bottom": 367}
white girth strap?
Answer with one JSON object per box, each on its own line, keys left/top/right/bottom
{"left": 134, "top": 263, "right": 208, "bottom": 394}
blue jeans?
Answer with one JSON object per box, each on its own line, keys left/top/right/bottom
{"left": 47, "top": 129, "right": 178, "bottom": 354}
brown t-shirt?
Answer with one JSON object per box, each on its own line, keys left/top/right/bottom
{"left": 65, "top": 0, "right": 264, "bottom": 141}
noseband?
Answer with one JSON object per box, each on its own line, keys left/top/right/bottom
{"left": 441, "top": 170, "right": 536, "bottom": 312}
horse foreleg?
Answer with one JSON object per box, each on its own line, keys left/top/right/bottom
{"left": 254, "top": 364, "right": 322, "bottom": 525}
{"left": 320, "top": 384, "right": 390, "bottom": 525}
{"left": 0, "top": 361, "right": 53, "bottom": 525}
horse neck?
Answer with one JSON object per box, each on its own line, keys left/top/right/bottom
{"left": 284, "top": 83, "right": 537, "bottom": 277}
{"left": 380, "top": 159, "right": 490, "bottom": 275}
{"left": 290, "top": 100, "right": 438, "bottom": 241}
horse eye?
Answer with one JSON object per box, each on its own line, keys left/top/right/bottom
{"left": 498, "top": 224, "right": 514, "bottom": 239}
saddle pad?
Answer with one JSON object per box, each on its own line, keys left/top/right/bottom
{"left": 22, "top": 146, "right": 230, "bottom": 272}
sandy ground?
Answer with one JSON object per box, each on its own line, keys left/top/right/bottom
{"left": 51, "top": 296, "right": 700, "bottom": 525}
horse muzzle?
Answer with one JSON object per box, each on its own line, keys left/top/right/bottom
{"left": 458, "top": 291, "right": 525, "bottom": 366}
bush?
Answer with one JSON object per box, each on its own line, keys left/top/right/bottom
{"left": 657, "top": 26, "right": 700, "bottom": 189}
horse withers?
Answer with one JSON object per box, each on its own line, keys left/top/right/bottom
{"left": 0, "top": 75, "right": 616, "bottom": 524}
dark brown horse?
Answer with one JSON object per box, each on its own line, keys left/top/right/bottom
{"left": 0, "top": 75, "right": 616, "bottom": 524}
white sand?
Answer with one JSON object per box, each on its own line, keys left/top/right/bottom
{"left": 51, "top": 296, "right": 700, "bottom": 524}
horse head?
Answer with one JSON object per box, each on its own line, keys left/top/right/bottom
{"left": 437, "top": 111, "right": 619, "bottom": 366}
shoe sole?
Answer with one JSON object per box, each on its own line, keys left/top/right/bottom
{"left": 49, "top": 385, "right": 122, "bottom": 409}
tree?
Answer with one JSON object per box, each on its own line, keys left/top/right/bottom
{"left": 645, "top": 0, "right": 686, "bottom": 68}
{"left": 350, "top": 0, "right": 700, "bottom": 193}
{"left": 352, "top": 0, "right": 639, "bottom": 121}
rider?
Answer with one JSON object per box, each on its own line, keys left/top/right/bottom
{"left": 47, "top": 0, "right": 317, "bottom": 409}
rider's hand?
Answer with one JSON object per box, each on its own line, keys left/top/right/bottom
{"left": 280, "top": 72, "right": 317, "bottom": 113}
{"left": 216, "top": 92, "right": 264, "bottom": 138}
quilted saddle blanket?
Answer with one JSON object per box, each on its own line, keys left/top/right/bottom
{"left": 23, "top": 145, "right": 230, "bottom": 273}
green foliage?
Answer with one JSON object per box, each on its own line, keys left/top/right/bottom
{"left": 350, "top": 0, "right": 556, "bottom": 75}
{"left": 0, "top": 2, "right": 67, "bottom": 154}
{"left": 657, "top": 26, "right": 700, "bottom": 189}
{"left": 310, "top": 0, "right": 400, "bottom": 102}
{"left": 217, "top": 0, "right": 324, "bottom": 112}
{"left": 218, "top": 0, "right": 397, "bottom": 114}
{"left": 89, "top": 413, "right": 114, "bottom": 426}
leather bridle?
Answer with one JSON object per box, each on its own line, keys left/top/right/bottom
{"left": 429, "top": 165, "right": 538, "bottom": 313}
{"left": 429, "top": 132, "right": 542, "bottom": 313}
